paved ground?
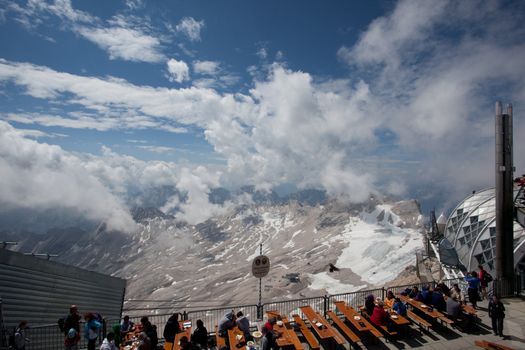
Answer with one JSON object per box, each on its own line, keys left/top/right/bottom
{"left": 328, "top": 296, "right": 525, "bottom": 350}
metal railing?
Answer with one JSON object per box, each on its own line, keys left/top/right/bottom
{"left": 5, "top": 275, "right": 523, "bottom": 350}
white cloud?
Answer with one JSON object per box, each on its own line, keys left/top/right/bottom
{"left": 2, "top": 0, "right": 525, "bottom": 217}
{"left": 137, "top": 145, "right": 176, "bottom": 154}
{"left": 175, "top": 17, "right": 205, "bottom": 42}
{"left": 78, "top": 26, "right": 165, "bottom": 63}
{"left": 162, "top": 166, "right": 230, "bottom": 225}
{"left": 256, "top": 47, "right": 268, "bottom": 59}
{"left": 166, "top": 58, "right": 190, "bottom": 83}
{"left": 193, "top": 60, "right": 220, "bottom": 75}
{"left": 336, "top": 0, "right": 525, "bottom": 206}
{"left": 0, "top": 121, "right": 137, "bottom": 232}
{"left": 7, "top": 0, "right": 165, "bottom": 63}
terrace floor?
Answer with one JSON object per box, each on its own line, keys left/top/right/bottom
{"left": 347, "top": 297, "right": 525, "bottom": 350}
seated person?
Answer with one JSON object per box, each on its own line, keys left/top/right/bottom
{"left": 236, "top": 311, "right": 253, "bottom": 342}
{"left": 370, "top": 301, "right": 390, "bottom": 327}
{"left": 409, "top": 286, "right": 422, "bottom": 301}
{"left": 120, "top": 315, "right": 134, "bottom": 339}
{"left": 384, "top": 291, "right": 395, "bottom": 309}
{"left": 365, "top": 294, "right": 376, "bottom": 315}
{"left": 392, "top": 298, "right": 407, "bottom": 317}
{"left": 180, "top": 336, "right": 193, "bottom": 350}
{"left": 191, "top": 319, "right": 208, "bottom": 350}
{"left": 450, "top": 284, "right": 465, "bottom": 304}
{"left": 137, "top": 332, "right": 151, "bottom": 350}
{"left": 218, "top": 311, "right": 236, "bottom": 337}
{"left": 163, "top": 313, "right": 181, "bottom": 342}
{"left": 431, "top": 288, "right": 446, "bottom": 312}
{"left": 446, "top": 295, "right": 461, "bottom": 320}
{"left": 437, "top": 281, "right": 451, "bottom": 297}
{"left": 421, "top": 285, "right": 433, "bottom": 305}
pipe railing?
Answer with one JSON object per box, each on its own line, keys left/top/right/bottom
{"left": 5, "top": 275, "right": 522, "bottom": 350}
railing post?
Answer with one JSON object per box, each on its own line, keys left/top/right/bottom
{"left": 323, "top": 295, "right": 328, "bottom": 317}
{"left": 257, "top": 303, "right": 263, "bottom": 320}
{"left": 102, "top": 318, "right": 107, "bottom": 341}
{"left": 183, "top": 311, "right": 188, "bottom": 321}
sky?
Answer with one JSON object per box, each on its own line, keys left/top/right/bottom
{"left": 0, "top": 0, "right": 524, "bottom": 232}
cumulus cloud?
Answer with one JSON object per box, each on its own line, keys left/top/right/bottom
{"left": 0, "top": 122, "right": 232, "bottom": 227}
{"left": 1, "top": 0, "right": 525, "bottom": 216}
{"left": 0, "top": 121, "right": 137, "bottom": 232}
{"left": 175, "top": 17, "right": 205, "bottom": 42}
{"left": 336, "top": 0, "right": 525, "bottom": 206}
{"left": 162, "top": 166, "right": 230, "bottom": 225}
{"left": 166, "top": 58, "right": 190, "bottom": 83}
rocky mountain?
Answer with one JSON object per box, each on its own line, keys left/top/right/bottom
{"left": 1, "top": 195, "right": 425, "bottom": 314}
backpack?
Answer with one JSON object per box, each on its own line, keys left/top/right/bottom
{"left": 58, "top": 317, "right": 66, "bottom": 332}
{"left": 93, "top": 312, "right": 103, "bottom": 324}
{"left": 484, "top": 272, "right": 493, "bottom": 283}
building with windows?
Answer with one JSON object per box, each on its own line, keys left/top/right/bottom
{"left": 442, "top": 186, "right": 525, "bottom": 276}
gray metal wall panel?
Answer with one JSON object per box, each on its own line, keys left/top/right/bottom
{"left": 0, "top": 249, "right": 126, "bottom": 329}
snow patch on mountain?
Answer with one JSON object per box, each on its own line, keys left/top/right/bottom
{"left": 335, "top": 204, "right": 423, "bottom": 285}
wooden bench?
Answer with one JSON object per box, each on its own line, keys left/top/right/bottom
{"left": 326, "top": 311, "right": 360, "bottom": 346}
{"left": 474, "top": 340, "right": 515, "bottom": 350}
{"left": 292, "top": 314, "right": 320, "bottom": 350}
{"left": 315, "top": 311, "right": 345, "bottom": 346}
{"left": 438, "top": 315, "right": 455, "bottom": 327}
{"left": 215, "top": 325, "right": 226, "bottom": 348}
{"left": 407, "top": 310, "right": 432, "bottom": 332}
{"left": 164, "top": 342, "right": 175, "bottom": 350}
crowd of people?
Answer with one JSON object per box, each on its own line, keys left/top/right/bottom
{"left": 10, "top": 266, "right": 506, "bottom": 350}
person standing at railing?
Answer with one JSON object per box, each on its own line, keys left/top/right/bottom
{"left": 64, "top": 305, "right": 81, "bottom": 337}
{"left": 84, "top": 313, "right": 102, "bottom": 350}
{"left": 13, "top": 320, "right": 29, "bottom": 350}
{"left": 465, "top": 271, "right": 481, "bottom": 309}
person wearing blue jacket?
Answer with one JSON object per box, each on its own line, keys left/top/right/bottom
{"left": 465, "top": 271, "right": 481, "bottom": 308}
{"left": 84, "top": 313, "right": 102, "bottom": 350}
{"left": 392, "top": 298, "right": 407, "bottom": 317}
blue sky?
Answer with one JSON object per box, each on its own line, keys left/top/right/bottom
{"left": 0, "top": 0, "right": 524, "bottom": 231}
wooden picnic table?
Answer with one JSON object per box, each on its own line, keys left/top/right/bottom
{"left": 265, "top": 311, "right": 304, "bottom": 350}
{"left": 333, "top": 301, "right": 382, "bottom": 337}
{"left": 386, "top": 309, "right": 410, "bottom": 326}
{"left": 299, "top": 306, "right": 344, "bottom": 345}
{"left": 227, "top": 326, "right": 245, "bottom": 350}
{"left": 173, "top": 327, "right": 192, "bottom": 350}
{"left": 120, "top": 324, "right": 145, "bottom": 350}
{"left": 398, "top": 295, "right": 444, "bottom": 319}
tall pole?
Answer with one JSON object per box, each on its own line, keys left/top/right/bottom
{"left": 495, "top": 102, "right": 514, "bottom": 280}
{"left": 258, "top": 243, "right": 262, "bottom": 309}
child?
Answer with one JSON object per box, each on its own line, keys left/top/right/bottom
{"left": 488, "top": 295, "right": 505, "bottom": 336}
{"left": 64, "top": 328, "right": 80, "bottom": 350}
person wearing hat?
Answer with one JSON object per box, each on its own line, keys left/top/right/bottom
{"left": 64, "top": 328, "right": 80, "bottom": 350}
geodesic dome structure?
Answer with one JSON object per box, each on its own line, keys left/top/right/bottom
{"left": 442, "top": 187, "right": 525, "bottom": 276}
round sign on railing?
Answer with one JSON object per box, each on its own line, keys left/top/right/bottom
{"left": 252, "top": 255, "right": 270, "bottom": 278}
